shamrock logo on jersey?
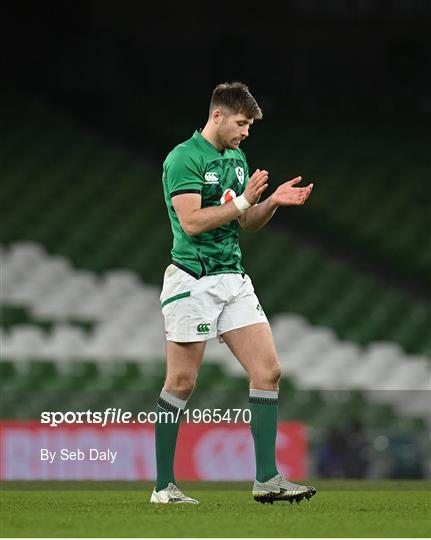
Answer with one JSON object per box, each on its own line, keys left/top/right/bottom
{"left": 220, "top": 189, "right": 237, "bottom": 204}
{"left": 235, "top": 167, "right": 245, "bottom": 184}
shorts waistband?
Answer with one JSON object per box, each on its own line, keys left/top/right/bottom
{"left": 171, "top": 261, "right": 245, "bottom": 280}
{"left": 171, "top": 261, "right": 200, "bottom": 279}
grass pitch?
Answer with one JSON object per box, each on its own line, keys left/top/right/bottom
{"left": 1, "top": 480, "right": 430, "bottom": 537}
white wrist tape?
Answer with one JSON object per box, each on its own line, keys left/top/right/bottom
{"left": 233, "top": 193, "right": 251, "bottom": 213}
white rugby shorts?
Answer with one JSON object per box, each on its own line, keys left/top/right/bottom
{"left": 160, "top": 264, "right": 268, "bottom": 342}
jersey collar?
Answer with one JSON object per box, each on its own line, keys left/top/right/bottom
{"left": 193, "top": 130, "right": 226, "bottom": 156}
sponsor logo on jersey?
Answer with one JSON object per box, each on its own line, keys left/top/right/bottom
{"left": 235, "top": 167, "right": 245, "bottom": 184}
{"left": 220, "top": 188, "right": 236, "bottom": 204}
{"left": 204, "top": 172, "right": 219, "bottom": 184}
{"left": 197, "top": 323, "right": 211, "bottom": 334}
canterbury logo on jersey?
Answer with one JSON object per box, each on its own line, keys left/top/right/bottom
{"left": 220, "top": 189, "right": 236, "bottom": 204}
{"left": 196, "top": 323, "right": 211, "bottom": 334}
{"left": 204, "top": 172, "right": 219, "bottom": 184}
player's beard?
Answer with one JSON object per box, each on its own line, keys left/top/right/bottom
{"left": 219, "top": 130, "right": 241, "bottom": 151}
{"left": 216, "top": 119, "right": 241, "bottom": 150}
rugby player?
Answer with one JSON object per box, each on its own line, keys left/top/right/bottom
{"left": 151, "top": 82, "right": 316, "bottom": 505}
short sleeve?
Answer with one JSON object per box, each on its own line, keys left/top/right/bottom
{"left": 164, "top": 151, "right": 203, "bottom": 197}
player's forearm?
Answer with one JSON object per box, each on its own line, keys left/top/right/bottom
{"left": 240, "top": 195, "right": 279, "bottom": 232}
{"left": 182, "top": 201, "right": 242, "bottom": 236}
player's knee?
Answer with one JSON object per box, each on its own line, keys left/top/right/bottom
{"left": 252, "top": 360, "right": 281, "bottom": 387}
{"left": 165, "top": 372, "right": 197, "bottom": 398}
{"left": 267, "top": 363, "right": 281, "bottom": 386}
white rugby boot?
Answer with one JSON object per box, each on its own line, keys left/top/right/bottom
{"left": 253, "top": 473, "right": 317, "bottom": 504}
{"left": 150, "top": 482, "right": 199, "bottom": 504}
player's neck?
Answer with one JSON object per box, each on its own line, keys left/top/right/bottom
{"left": 200, "top": 124, "right": 224, "bottom": 152}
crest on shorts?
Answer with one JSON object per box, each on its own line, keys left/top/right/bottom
{"left": 220, "top": 188, "right": 237, "bottom": 205}
{"left": 235, "top": 167, "right": 244, "bottom": 184}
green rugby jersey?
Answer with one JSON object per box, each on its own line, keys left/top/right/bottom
{"left": 162, "top": 130, "right": 249, "bottom": 278}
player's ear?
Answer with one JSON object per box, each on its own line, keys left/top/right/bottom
{"left": 212, "top": 109, "right": 223, "bottom": 125}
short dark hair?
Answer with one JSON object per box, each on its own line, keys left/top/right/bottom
{"left": 209, "top": 81, "right": 263, "bottom": 120}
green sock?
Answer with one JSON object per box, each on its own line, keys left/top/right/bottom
{"left": 155, "top": 390, "right": 187, "bottom": 491}
{"left": 249, "top": 389, "right": 279, "bottom": 483}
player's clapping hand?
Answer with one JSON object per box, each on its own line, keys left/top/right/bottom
{"left": 271, "top": 176, "right": 313, "bottom": 206}
{"left": 244, "top": 169, "right": 269, "bottom": 205}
